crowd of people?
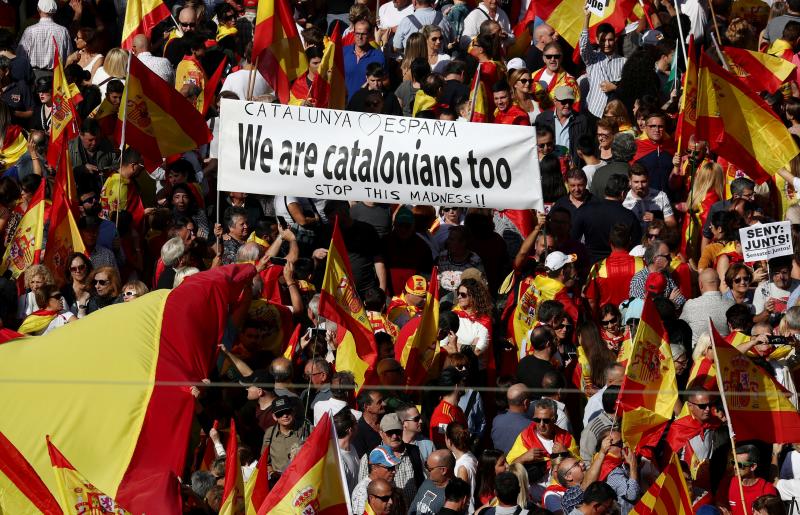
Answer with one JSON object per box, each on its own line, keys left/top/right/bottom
{"left": 5, "top": 0, "right": 800, "bottom": 513}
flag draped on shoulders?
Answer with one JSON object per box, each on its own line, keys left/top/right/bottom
{"left": 318, "top": 220, "right": 378, "bottom": 390}
{"left": 256, "top": 412, "right": 349, "bottom": 514}
{"left": 47, "top": 436, "right": 131, "bottom": 514}
{"left": 121, "top": 0, "right": 170, "bottom": 49}
{"left": 219, "top": 419, "right": 245, "bottom": 515}
{"left": 253, "top": 0, "right": 308, "bottom": 104}
{"left": 18, "top": 309, "right": 60, "bottom": 336}
{"left": 309, "top": 23, "right": 346, "bottom": 110}
{"left": 396, "top": 268, "right": 440, "bottom": 386}
{"left": 0, "top": 430, "right": 62, "bottom": 515}
{"left": 0, "top": 177, "right": 46, "bottom": 279}
{"left": 630, "top": 453, "right": 693, "bottom": 515}
{"left": 0, "top": 265, "right": 258, "bottom": 514}
{"left": 506, "top": 424, "right": 578, "bottom": 464}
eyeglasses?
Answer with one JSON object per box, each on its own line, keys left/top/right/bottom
{"left": 123, "top": 291, "right": 137, "bottom": 297}
{"left": 457, "top": 291, "right": 469, "bottom": 298}
{"left": 537, "top": 142, "right": 554, "bottom": 149}
{"left": 369, "top": 493, "right": 393, "bottom": 502}
{"left": 601, "top": 318, "right": 618, "bottom": 327}
{"left": 733, "top": 276, "right": 750, "bottom": 285}
{"left": 556, "top": 98, "right": 574, "bottom": 105}
{"left": 81, "top": 196, "right": 97, "bottom": 204}
{"left": 180, "top": 22, "right": 196, "bottom": 27}
{"left": 543, "top": 54, "right": 562, "bottom": 59}
{"left": 94, "top": 279, "right": 109, "bottom": 286}
{"left": 689, "top": 401, "right": 711, "bottom": 410}
{"left": 404, "top": 415, "right": 421, "bottom": 423}
{"left": 597, "top": 132, "right": 612, "bottom": 139}
{"left": 518, "top": 78, "right": 531, "bottom": 84}
{"left": 424, "top": 463, "right": 444, "bottom": 471}
{"left": 354, "top": 31, "right": 369, "bottom": 36}
{"left": 532, "top": 417, "right": 555, "bottom": 424}
{"left": 647, "top": 124, "right": 665, "bottom": 129}
{"left": 304, "top": 371, "right": 324, "bottom": 379}
{"left": 655, "top": 254, "right": 671, "bottom": 260}
{"left": 561, "top": 461, "right": 583, "bottom": 476}
{"left": 70, "top": 264, "right": 86, "bottom": 272}
{"left": 731, "top": 460, "right": 753, "bottom": 468}
{"left": 647, "top": 233, "right": 660, "bottom": 239}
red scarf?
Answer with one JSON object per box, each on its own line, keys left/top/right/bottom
{"left": 633, "top": 135, "right": 677, "bottom": 162}
{"left": 599, "top": 453, "right": 625, "bottom": 481}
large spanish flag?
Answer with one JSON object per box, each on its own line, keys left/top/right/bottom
{"left": 118, "top": 55, "right": 212, "bottom": 168}
{"left": 618, "top": 296, "right": 677, "bottom": 451}
{"left": 722, "top": 45, "right": 796, "bottom": 94}
{"left": 0, "top": 431, "right": 62, "bottom": 515}
{"left": 219, "top": 419, "right": 245, "bottom": 515}
{"left": 469, "top": 61, "right": 502, "bottom": 123}
{"left": 630, "top": 453, "right": 693, "bottom": 515}
{"left": 256, "top": 412, "right": 349, "bottom": 514}
{"left": 89, "top": 98, "right": 119, "bottom": 142}
{"left": 121, "top": 0, "right": 170, "bottom": 50}
{"left": 710, "top": 320, "right": 800, "bottom": 442}
{"left": 0, "top": 125, "right": 27, "bottom": 169}
{"left": 396, "top": 267, "right": 440, "bottom": 386}
{"left": 0, "top": 177, "right": 46, "bottom": 279}
{"left": 48, "top": 43, "right": 79, "bottom": 170}
{"left": 540, "top": 0, "right": 638, "bottom": 47}
{"left": 47, "top": 436, "right": 131, "bottom": 514}
{"left": 253, "top": 0, "right": 308, "bottom": 104}
{"left": 309, "top": 23, "right": 346, "bottom": 110}
{"left": 318, "top": 220, "right": 378, "bottom": 390}
{"left": 696, "top": 51, "right": 799, "bottom": 183}
{"left": 244, "top": 446, "right": 270, "bottom": 515}
{"left": 0, "top": 265, "right": 257, "bottom": 514}
{"left": 675, "top": 36, "right": 697, "bottom": 155}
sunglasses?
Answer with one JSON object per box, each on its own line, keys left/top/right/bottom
{"left": 690, "top": 401, "right": 711, "bottom": 410}
{"left": 518, "top": 78, "right": 531, "bottom": 84}
{"left": 430, "top": 36, "right": 441, "bottom": 41}
{"left": 94, "top": 279, "right": 109, "bottom": 286}
{"left": 442, "top": 207, "right": 458, "bottom": 212}
{"left": 123, "top": 291, "right": 137, "bottom": 297}
{"left": 370, "top": 493, "right": 393, "bottom": 502}
{"left": 556, "top": 98, "right": 574, "bottom": 104}
{"left": 647, "top": 124, "right": 665, "bottom": 129}
{"left": 81, "top": 196, "right": 97, "bottom": 204}
{"left": 384, "top": 430, "right": 402, "bottom": 437}
{"left": 532, "top": 417, "right": 555, "bottom": 424}
{"left": 731, "top": 460, "right": 753, "bottom": 468}
{"left": 537, "top": 143, "right": 553, "bottom": 149}
{"left": 404, "top": 415, "right": 421, "bottom": 422}
{"left": 733, "top": 276, "right": 750, "bottom": 285}
{"left": 49, "top": 294, "right": 63, "bottom": 301}
{"left": 457, "top": 291, "right": 469, "bottom": 298}
{"left": 543, "top": 54, "right": 562, "bottom": 59}
{"left": 180, "top": 22, "right": 196, "bottom": 27}
{"left": 601, "top": 318, "right": 618, "bottom": 326}
{"left": 647, "top": 233, "right": 660, "bottom": 239}
{"left": 70, "top": 264, "right": 86, "bottom": 272}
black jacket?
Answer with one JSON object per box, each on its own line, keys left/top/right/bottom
{"left": 534, "top": 110, "right": 593, "bottom": 167}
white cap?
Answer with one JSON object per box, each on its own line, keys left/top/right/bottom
{"left": 670, "top": 343, "right": 686, "bottom": 360}
{"left": 506, "top": 58, "right": 526, "bottom": 71}
{"left": 38, "top": 0, "right": 57, "bottom": 13}
{"left": 629, "top": 244, "right": 646, "bottom": 257}
{"left": 544, "top": 251, "right": 576, "bottom": 271}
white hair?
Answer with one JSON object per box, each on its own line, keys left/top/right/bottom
{"left": 173, "top": 267, "right": 199, "bottom": 287}
{"left": 161, "top": 237, "right": 186, "bottom": 267}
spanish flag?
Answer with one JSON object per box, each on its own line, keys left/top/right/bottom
{"left": 197, "top": 420, "right": 219, "bottom": 472}
{"left": 696, "top": 51, "right": 799, "bottom": 183}
{"left": 675, "top": 36, "right": 697, "bottom": 155}
{"left": 200, "top": 57, "right": 227, "bottom": 117}
{"left": 244, "top": 445, "right": 269, "bottom": 515}
{"left": 219, "top": 419, "right": 245, "bottom": 515}
{"left": 48, "top": 43, "right": 79, "bottom": 160}
{"left": 506, "top": 1, "right": 536, "bottom": 59}
{"left": 121, "top": 0, "right": 170, "bottom": 50}
{"left": 710, "top": 320, "right": 800, "bottom": 442}
{"left": 618, "top": 296, "right": 677, "bottom": 451}
{"left": 396, "top": 267, "right": 440, "bottom": 386}
{"left": 253, "top": 0, "right": 308, "bottom": 104}
{"left": 283, "top": 324, "right": 302, "bottom": 360}
{"left": 630, "top": 453, "right": 693, "bottom": 515}
{"left": 318, "top": 219, "right": 378, "bottom": 390}
{"left": 507, "top": 424, "right": 578, "bottom": 464}
{"left": 47, "top": 436, "right": 132, "bottom": 514}
{"left": 309, "top": 23, "right": 346, "bottom": 110}
{"left": 0, "top": 177, "right": 46, "bottom": 279}
{"left": 89, "top": 98, "right": 119, "bottom": 141}
{"left": 118, "top": 55, "right": 212, "bottom": 169}
{"left": 539, "top": 0, "right": 638, "bottom": 47}
{"left": 256, "top": 412, "right": 349, "bottom": 514}
{"left": 18, "top": 309, "right": 59, "bottom": 336}
{"left": 0, "top": 265, "right": 258, "bottom": 514}
{"left": 722, "top": 45, "right": 796, "bottom": 94}
{"left": 469, "top": 61, "right": 501, "bottom": 122}
{"left": 0, "top": 430, "right": 62, "bottom": 514}
{"left": 0, "top": 125, "right": 27, "bottom": 170}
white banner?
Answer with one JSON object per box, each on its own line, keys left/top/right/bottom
{"left": 586, "top": 0, "right": 608, "bottom": 17}
{"left": 739, "top": 221, "right": 794, "bottom": 262}
{"left": 217, "top": 100, "right": 543, "bottom": 210}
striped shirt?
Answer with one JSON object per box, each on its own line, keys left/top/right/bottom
{"left": 578, "top": 29, "right": 626, "bottom": 118}
{"left": 18, "top": 17, "right": 72, "bottom": 69}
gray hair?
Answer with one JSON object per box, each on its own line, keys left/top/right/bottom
{"left": 173, "top": 266, "right": 199, "bottom": 287}
{"left": 308, "top": 293, "right": 321, "bottom": 316}
{"left": 532, "top": 398, "right": 557, "bottom": 416}
{"left": 236, "top": 241, "right": 262, "bottom": 263}
{"left": 730, "top": 177, "right": 755, "bottom": 197}
{"left": 785, "top": 306, "right": 800, "bottom": 330}
{"left": 190, "top": 470, "right": 216, "bottom": 499}
{"left": 643, "top": 239, "right": 667, "bottom": 266}
{"left": 611, "top": 133, "right": 637, "bottom": 162}
{"left": 160, "top": 236, "right": 185, "bottom": 267}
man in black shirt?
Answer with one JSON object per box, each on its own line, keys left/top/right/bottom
{"left": 439, "top": 60, "right": 470, "bottom": 111}
{"left": 517, "top": 325, "right": 558, "bottom": 391}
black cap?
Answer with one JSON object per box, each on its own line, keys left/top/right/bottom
{"left": 239, "top": 369, "right": 273, "bottom": 388}
{"left": 270, "top": 395, "right": 293, "bottom": 415}
{"left": 35, "top": 76, "right": 52, "bottom": 93}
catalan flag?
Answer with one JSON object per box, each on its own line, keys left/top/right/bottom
{"left": 722, "top": 45, "right": 796, "bottom": 94}
{"left": 47, "top": 436, "right": 132, "bottom": 514}
{"left": 618, "top": 296, "right": 677, "bottom": 450}
{"left": 630, "top": 453, "right": 693, "bottom": 515}
{"left": 396, "top": 268, "right": 440, "bottom": 386}
{"left": 309, "top": 23, "right": 346, "bottom": 110}
{"left": 121, "top": 0, "right": 170, "bottom": 50}
{"left": 0, "top": 177, "right": 46, "bottom": 279}
{"left": 696, "top": 51, "right": 799, "bottom": 183}
{"left": 244, "top": 446, "right": 269, "bottom": 515}
{"left": 253, "top": 0, "right": 308, "bottom": 104}
{"left": 675, "top": 36, "right": 697, "bottom": 155}
{"left": 0, "top": 430, "right": 62, "bottom": 514}
{"left": 0, "top": 265, "right": 258, "bottom": 514}
{"left": 219, "top": 419, "right": 245, "bottom": 515}
{"left": 318, "top": 219, "right": 378, "bottom": 390}
{"left": 256, "top": 412, "right": 349, "bottom": 514}
{"left": 710, "top": 320, "right": 800, "bottom": 442}
{"left": 118, "top": 54, "right": 212, "bottom": 168}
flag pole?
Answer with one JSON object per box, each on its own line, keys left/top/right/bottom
{"left": 672, "top": 0, "right": 689, "bottom": 65}
{"left": 708, "top": 318, "right": 749, "bottom": 515}
{"left": 115, "top": 51, "right": 133, "bottom": 229}
{"left": 330, "top": 410, "right": 355, "bottom": 515}
{"left": 706, "top": 0, "right": 723, "bottom": 47}
{"left": 246, "top": 56, "right": 260, "bottom": 101}
{"left": 710, "top": 33, "right": 731, "bottom": 72}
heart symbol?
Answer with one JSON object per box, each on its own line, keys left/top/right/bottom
{"left": 358, "top": 113, "right": 381, "bottom": 136}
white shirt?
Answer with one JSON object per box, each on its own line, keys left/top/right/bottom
{"left": 221, "top": 69, "right": 275, "bottom": 101}
{"left": 42, "top": 311, "right": 75, "bottom": 335}
{"left": 339, "top": 445, "right": 360, "bottom": 495}
{"left": 455, "top": 452, "right": 478, "bottom": 514}
{"left": 378, "top": 1, "right": 414, "bottom": 29}
{"left": 753, "top": 279, "right": 800, "bottom": 314}
{"left": 583, "top": 386, "right": 606, "bottom": 427}
{"left": 313, "top": 398, "right": 362, "bottom": 425}
{"left": 461, "top": 4, "right": 515, "bottom": 48}
{"left": 136, "top": 51, "right": 175, "bottom": 84}
{"left": 622, "top": 188, "right": 674, "bottom": 222}
{"left": 679, "top": 0, "right": 707, "bottom": 41}
{"left": 454, "top": 317, "right": 489, "bottom": 369}
{"left": 582, "top": 161, "right": 606, "bottom": 188}
{"left": 92, "top": 67, "right": 125, "bottom": 97}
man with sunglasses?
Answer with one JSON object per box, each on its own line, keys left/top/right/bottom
{"left": 261, "top": 395, "right": 310, "bottom": 475}
{"left": 535, "top": 86, "right": 590, "bottom": 167}
{"left": 366, "top": 478, "right": 395, "bottom": 515}
{"left": 397, "top": 403, "right": 435, "bottom": 462}
{"left": 409, "top": 450, "right": 455, "bottom": 515}
{"left": 531, "top": 42, "right": 579, "bottom": 106}
{"left": 728, "top": 445, "right": 778, "bottom": 515}
{"left": 631, "top": 111, "right": 676, "bottom": 195}
{"left": 352, "top": 445, "right": 400, "bottom": 515}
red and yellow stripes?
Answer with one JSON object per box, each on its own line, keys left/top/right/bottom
{"left": 630, "top": 453, "right": 693, "bottom": 515}
{"left": 310, "top": 23, "right": 346, "bottom": 110}
{"left": 121, "top": 0, "right": 170, "bottom": 50}
{"left": 676, "top": 37, "right": 697, "bottom": 155}
{"left": 537, "top": 0, "right": 639, "bottom": 47}
{"left": 0, "top": 177, "right": 46, "bottom": 279}
{"left": 0, "top": 431, "right": 62, "bottom": 514}
{"left": 253, "top": 0, "right": 308, "bottom": 104}
{"left": 219, "top": 419, "right": 244, "bottom": 515}
{"left": 244, "top": 446, "right": 270, "bottom": 515}
{"left": 722, "top": 45, "right": 796, "bottom": 94}
{"left": 396, "top": 268, "right": 440, "bottom": 386}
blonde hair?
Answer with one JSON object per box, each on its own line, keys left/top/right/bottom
{"left": 726, "top": 18, "right": 757, "bottom": 50}
{"left": 122, "top": 280, "right": 149, "bottom": 297}
{"left": 693, "top": 333, "right": 712, "bottom": 362}
{"left": 102, "top": 48, "right": 129, "bottom": 78}
{"left": 91, "top": 266, "right": 122, "bottom": 297}
{"left": 688, "top": 162, "right": 725, "bottom": 212}
{"left": 24, "top": 264, "right": 54, "bottom": 289}
{"left": 404, "top": 33, "right": 428, "bottom": 62}
{"left": 507, "top": 463, "right": 530, "bottom": 508}
{"left": 508, "top": 68, "right": 531, "bottom": 106}
{"left": 603, "top": 100, "right": 633, "bottom": 130}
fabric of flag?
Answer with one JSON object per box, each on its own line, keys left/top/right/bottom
{"left": 18, "top": 309, "right": 59, "bottom": 336}
{"left": 244, "top": 445, "right": 269, "bottom": 515}
{"left": 318, "top": 220, "right": 378, "bottom": 390}
{"left": 0, "top": 177, "right": 46, "bottom": 279}
{"left": 48, "top": 43, "right": 79, "bottom": 155}
{"left": 538, "top": 0, "right": 638, "bottom": 47}
{"left": 47, "top": 436, "right": 132, "bottom": 514}
{"left": 0, "top": 125, "right": 27, "bottom": 169}
{"left": 0, "top": 430, "right": 62, "bottom": 515}
{"left": 198, "top": 420, "right": 219, "bottom": 472}
{"left": 309, "top": 23, "right": 346, "bottom": 110}
{"left": 618, "top": 296, "right": 677, "bottom": 450}
{"left": 200, "top": 57, "right": 227, "bottom": 116}
{"left": 118, "top": 55, "right": 212, "bottom": 168}
{"left": 505, "top": 1, "right": 535, "bottom": 59}
{"left": 675, "top": 36, "right": 697, "bottom": 155}
{"left": 219, "top": 419, "right": 245, "bottom": 515}
{"left": 0, "top": 265, "right": 258, "bottom": 514}
{"left": 710, "top": 320, "right": 800, "bottom": 442}
{"left": 722, "top": 45, "right": 796, "bottom": 94}
{"left": 395, "top": 267, "right": 440, "bottom": 386}
{"left": 121, "top": 0, "right": 170, "bottom": 50}
{"left": 506, "top": 276, "right": 538, "bottom": 358}
{"left": 696, "top": 51, "right": 799, "bottom": 183}
{"left": 469, "top": 61, "right": 502, "bottom": 122}
{"left": 89, "top": 98, "right": 119, "bottom": 141}
{"left": 506, "top": 424, "right": 579, "bottom": 464}
{"left": 253, "top": 0, "right": 308, "bottom": 104}
{"left": 282, "top": 324, "right": 302, "bottom": 360}
{"left": 256, "top": 412, "right": 349, "bottom": 514}
{"left": 630, "top": 453, "right": 693, "bottom": 515}
{"left": 100, "top": 172, "right": 145, "bottom": 229}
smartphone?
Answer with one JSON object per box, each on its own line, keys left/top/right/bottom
{"left": 308, "top": 328, "right": 326, "bottom": 340}
{"left": 277, "top": 216, "right": 289, "bottom": 230}
{"left": 270, "top": 256, "right": 287, "bottom": 266}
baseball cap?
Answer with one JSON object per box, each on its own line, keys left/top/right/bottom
{"left": 645, "top": 272, "right": 667, "bottom": 296}
{"left": 35, "top": 77, "right": 52, "bottom": 93}
{"left": 270, "top": 395, "right": 294, "bottom": 416}
{"left": 369, "top": 445, "right": 401, "bottom": 467}
{"left": 642, "top": 29, "right": 664, "bottom": 46}
{"left": 395, "top": 206, "right": 414, "bottom": 225}
{"left": 38, "top": 0, "right": 57, "bottom": 13}
{"left": 405, "top": 275, "right": 427, "bottom": 296}
{"left": 506, "top": 57, "right": 526, "bottom": 71}
{"left": 544, "top": 251, "right": 576, "bottom": 271}
{"left": 239, "top": 369, "right": 273, "bottom": 387}
{"left": 379, "top": 413, "right": 403, "bottom": 432}
{"left": 553, "top": 85, "right": 575, "bottom": 101}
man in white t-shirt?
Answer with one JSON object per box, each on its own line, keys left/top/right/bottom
{"left": 378, "top": 0, "right": 414, "bottom": 30}
{"left": 753, "top": 256, "right": 800, "bottom": 315}
{"left": 622, "top": 163, "right": 676, "bottom": 230}
{"left": 220, "top": 44, "right": 275, "bottom": 101}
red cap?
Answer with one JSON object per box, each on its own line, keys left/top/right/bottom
{"left": 645, "top": 272, "right": 667, "bottom": 295}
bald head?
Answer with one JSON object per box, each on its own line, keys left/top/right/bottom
{"left": 131, "top": 34, "right": 150, "bottom": 55}
{"left": 428, "top": 449, "right": 456, "bottom": 471}
{"left": 699, "top": 268, "right": 720, "bottom": 293}
{"left": 507, "top": 383, "right": 529, "bottom": 409}
{"left": 534, "top": 23, "right": 555, "bottom": 47}
{"left": 178, "top": 6, "right": 197, "bottom": 30}
{"left": 270, "top": 357, "right": 293, "bottom": 382}
{"left": 605, "top": 363, "right": 626, "bottom": 386}
{"left": 367, "top": 478, "right": 393, "bottom": 497}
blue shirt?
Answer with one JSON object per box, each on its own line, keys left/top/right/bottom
{"left": 490, "top": 411, "right": 531, "bottom": 455}
{"left": 343, "top": 44, "right": 385, "bottom": 101}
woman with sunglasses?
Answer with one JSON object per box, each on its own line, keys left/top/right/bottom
{"left": 723, "top": 263, "right": 770, "bottom": 324}
{"left": 18, "top": 284, "right": 76, "bottom": 336}
{"left": 121, "top": 280, "right": 149, "bottom": 302}
{"left": 79, "top": 266, "right": 122, "bottom": 317}
{"left": 597, "top": 304, "right": 625, "bottom": 352}
{"left": 422, "top": 25, "right": 451, "bottom": 74}
{"left": 61, "top": 252, "right": 94, "bottom": 315}
{"left": 508, "top": 68, "right": 544, "bottom": 124}
{"left": 530, "top": 42, "right": 579, "bottom": 108}
{"left": 453, "top": 278, "right": 494, "bottom": 375}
